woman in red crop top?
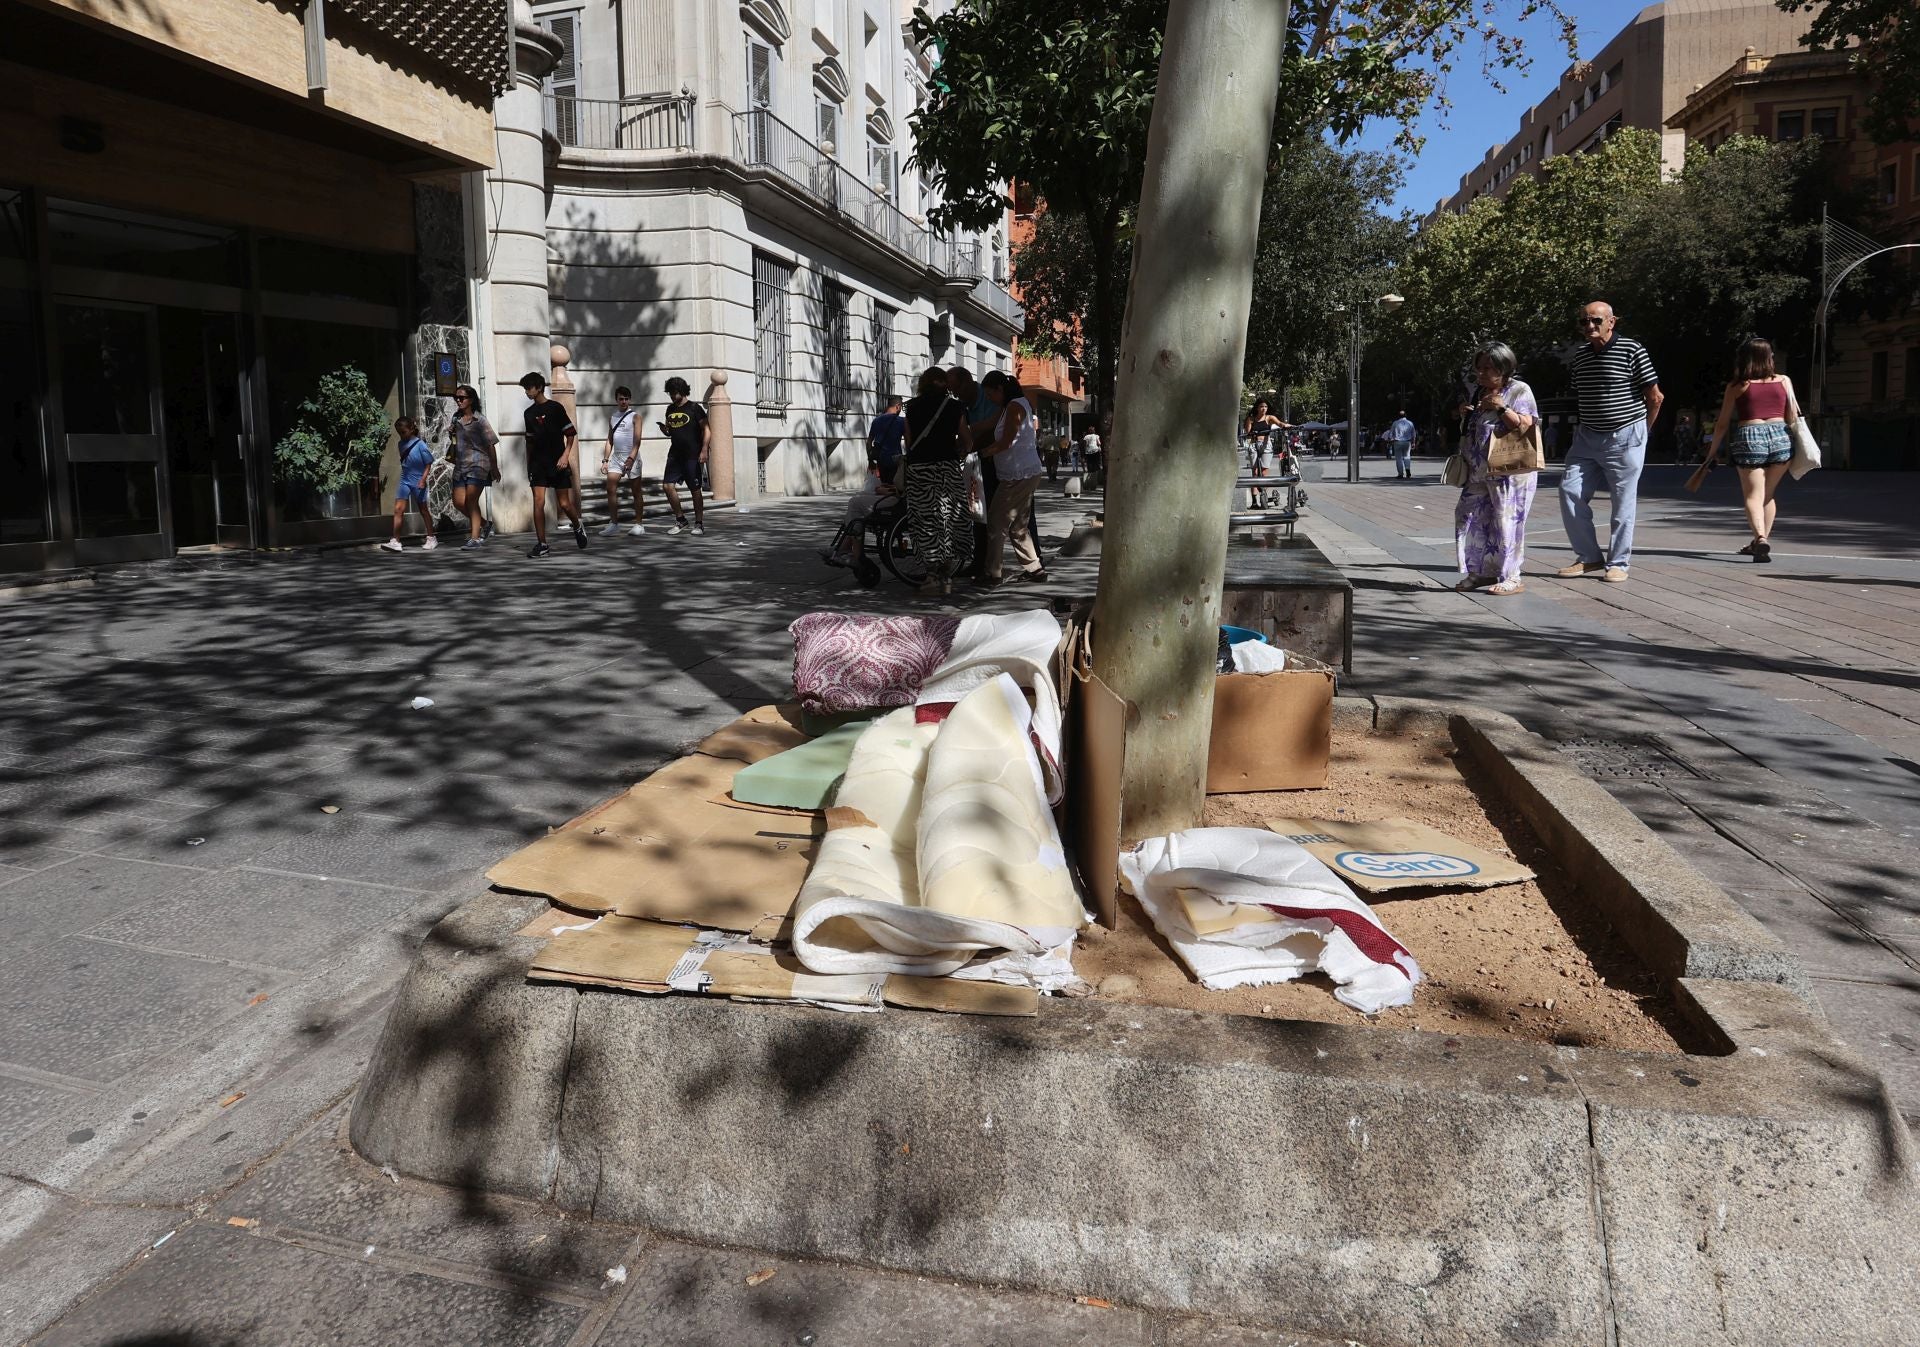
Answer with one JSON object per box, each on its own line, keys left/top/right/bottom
{"left": 1706, "top": 338, "right": 1800, "bottom": 563}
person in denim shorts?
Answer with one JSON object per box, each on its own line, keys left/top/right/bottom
{"left": 448, "top": 385, "right": 499, "bottom": 550}
{"left": 1705, "top": 337, "right": 1799, "bottom": 564}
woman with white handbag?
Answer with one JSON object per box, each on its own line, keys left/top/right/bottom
{"left": 1452, "top": 341, "right": 1543, "bottom": 596}
{"left": 1704, "top": 338, "right": 1810, "bottom": 564}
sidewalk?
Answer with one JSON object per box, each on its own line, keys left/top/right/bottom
{"left": 1301, "top": 456, "right": 1920, "bottom": 1129}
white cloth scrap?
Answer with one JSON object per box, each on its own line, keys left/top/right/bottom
{"left": 1119, "top": 828, "right": 1421, "bottom": 1014}
{"left": 918, "top": 610, "right": 1067, "bottom": 804}
{"left": 1230, "top": 640, "right": 1288, "bottom": 673}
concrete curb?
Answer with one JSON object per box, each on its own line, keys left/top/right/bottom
{"left": 351, "top": 702, "right": 1920, "bottom": 1346}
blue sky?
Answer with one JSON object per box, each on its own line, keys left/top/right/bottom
{"left": 1345, "top": 1, "right": 1624, "bottom": 213}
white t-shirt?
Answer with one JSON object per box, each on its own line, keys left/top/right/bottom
{"left": 996, "top": 398, "right": 1044, "bottom": 480}
{"left": 1082, "top": 431, "right": 1101, "bottom": 454}
{"left": 608, "top": 408, "right": 638, "bottom": 468}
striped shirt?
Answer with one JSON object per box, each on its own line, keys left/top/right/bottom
{"left": 1568, "top": 336, "right": 1658, "bottom": 433}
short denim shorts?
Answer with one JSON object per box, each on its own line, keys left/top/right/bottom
{"left": 1728, "top": 421, "right": 1791, "bottom": 467}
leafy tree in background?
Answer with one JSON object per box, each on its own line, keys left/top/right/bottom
{"left": 1244, "top": 138, "right": 1411, "bottom": 398}
{"left": 272, "top": 366, "right": 390, "bottom": 494}
{"left": 1377, "top": 129, "right": 1664, "bottom": 410}
{"left": 1778, "top": 0, "right": 1920, "bottom": 145}
{"left": 1611, "top": 136, "right": 1826, "bottom": 410}
{"left": 907, "top": 0, "right": 1574, "bottom": 432}
{"left": 1010, "top": 201, "right": 1126, "bottom": 404}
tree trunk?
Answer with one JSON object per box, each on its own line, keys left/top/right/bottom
{"left": 1090, "top": 0, "right": 1289, "bottom": 838}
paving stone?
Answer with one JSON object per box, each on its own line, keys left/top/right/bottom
{"left": 1807, "top": 974, "right": 1920, "bottom": 1114}
{"left": 1162, "top": 1319, "right": 1354, "bottom": 1347}
{"left": 33, "top": 1221, "right": 586, "bottom": 1347}
{"left": 85, "top": 867, "right": 432, "bottom": 971}
{"left": 243, "top": 813, "right": 530, "bottom": 890}
{"left": 215, "top": 1104, "right": 638, "bottom": 1291}
{"left": 1722, "top": 885, "right": 1916, "bottom": 981}
{"left": 0, "top": 1071, "right": 81, "bottom": 1147}
{"left": 600, "top": 1239, "right": 1153, "bottom": 1347}
{"left": 0, "top": 855, "right": 207, "bottom": 959}
{"left": 0, "top": 819, "right": 100, "bottom": 870}
{"left": 0, "top": 1177, "right": 182, "bottom": 1343}
{"left": 0, "top": 936, "right": 285, "bottom": 1084}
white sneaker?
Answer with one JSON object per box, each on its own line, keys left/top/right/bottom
{"left": 668, "top": 521, "right": 689, "bottom": 535}
{"left": 629, "top": 524, "right": 646, "bottom": 537}
{"left": 599, "top": 523, "right": 621, "bottom": 537}
{"left": 421, "top": 535, "right": 438, "bottom": 551}
{"left": 691, "top": 523, "right": 706, "bottom": 536}
{"left": 380, "top": 538, "right": 404, "bottom": 553}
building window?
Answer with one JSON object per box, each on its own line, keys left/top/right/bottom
{"left": 1811, "top": 107, "right": 1839, "bottom": 141}
{"left": 1605, "top": 61, "right": 1622, "bottom": 90}
{"left": 824, "top": 283, "right": 854, "bottom": 410}
{"left": 540, "top": 9, "right": 582, "bottom": 145}
{"left": 816, "top": 100, "right": 840, "bottom": 155}
{"left": 1870, "top": 350, "right": 1889, "bottom": 402}
{"left": 1905, "top": 347, "right": 1920, "bottom": 402}
{"left": 1776, "top": 110, "right": 1805, "bottom": 142}
{"left": 753, "top": 252, "right": 792, "bottom": 408}
{"left": 1881, "top": 162, "right": 1899, "bottom": 206}
{"left": 871, "top": 303, "right": 896, "bottom": 406}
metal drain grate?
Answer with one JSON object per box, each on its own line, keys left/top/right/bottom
{"left": 1556, "top": 736, "right": 1704, "bottom": 781}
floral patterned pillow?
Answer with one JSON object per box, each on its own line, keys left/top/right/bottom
{"left": 790, "top": 613, "right": 962, "bottom": 714}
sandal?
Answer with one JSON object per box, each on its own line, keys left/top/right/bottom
{"left": 1487, "top": 579, "right": 1525, "bottom": 596}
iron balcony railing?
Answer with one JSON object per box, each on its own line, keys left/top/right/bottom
{"left": 546, "top": 92, "right": 695, "bottom": 152}
{"left": 933, "top": 235, "right": 985, "bottom": 280}
{"left": 733, "top": 108, "right": 932, "bottom": 267}
{"left": 969, "top": 275, "right": 1024, "bottom": 327}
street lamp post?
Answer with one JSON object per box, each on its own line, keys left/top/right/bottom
{"left": 1344, "top": 292, "right": 1404, "bottom": 483}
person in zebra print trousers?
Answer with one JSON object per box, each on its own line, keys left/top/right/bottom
{"left": 901, "top": 367, "right": 975, "bottom": 598}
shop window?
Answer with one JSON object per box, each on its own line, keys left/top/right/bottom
{"left": 1810, "top": 107, "right": 1839, "bottom": 141}
{"left": 1870, "top": 350, "right": 1889, "bottom": 402}
{"left": 257, "top": 237, "right": 405, "bottom": 308}
{"left": 0, "top": 287, "right": 49, "bottom": 544}
{"left": 57, "top": 304, "right": 151, "bottom": 436}
{"left": 753, "top": 252, "right": 792, "bottom": 407}
{"left": 264, "top": 316, "right": 399, "bottom": 522}
{"left": 47, "top": 200, "right": 242, "bottom": 287}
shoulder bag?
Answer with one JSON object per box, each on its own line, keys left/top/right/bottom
{"left": 1786, "top": 386, "right": 1821, "bottom": 479}
{"left": 1442, "top": 451, "right": 1469, "bottom": 487}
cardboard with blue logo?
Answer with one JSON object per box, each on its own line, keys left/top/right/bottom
{"left": 1262, "top": 816, "right": 1534, "bottom": 894}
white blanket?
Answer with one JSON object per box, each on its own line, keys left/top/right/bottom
{"left": 792, "top": 675, "right": 1085, "bottom": 978}
{"left": 1119, "top": 828, "right": 1421, "bottom": 1014}
{"left": 919, "top": 610, "right": 1066, "bottom": 805}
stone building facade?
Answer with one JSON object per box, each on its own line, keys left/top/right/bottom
{"left": 508, "top": 0, "right": 1024, "bottom": 501}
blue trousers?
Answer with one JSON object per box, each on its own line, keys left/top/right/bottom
{"left": 1392, "top": 440, "right": 1412, "bottom": 474}
{"left": 1559, "top": 421, "right": 1647, "bottom": 570}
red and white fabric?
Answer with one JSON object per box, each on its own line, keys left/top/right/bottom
{"left": 1119, "top": 828, "right": 1422, "bottom": 1014}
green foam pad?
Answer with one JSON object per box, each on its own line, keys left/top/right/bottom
{"left": 731, "top": 719, "right": 871, "bottom": 810}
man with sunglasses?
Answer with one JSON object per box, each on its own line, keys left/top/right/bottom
{"left": 1559, "top": 301, "right": 1662, "bottom": 583}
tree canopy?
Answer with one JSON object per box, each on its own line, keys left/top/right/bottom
{"left": 907, "top": 0, "right": 1575, "bottom": 423}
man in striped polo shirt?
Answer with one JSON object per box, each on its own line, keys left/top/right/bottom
{"left": 1558, "top": 301, "right": 1664, "bottom": 583}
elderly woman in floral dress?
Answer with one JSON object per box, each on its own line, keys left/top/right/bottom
{"left": 1453, "top": 340, "right": 1540, "bottom": 596}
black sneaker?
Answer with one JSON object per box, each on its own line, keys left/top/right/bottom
{"left": 1018, "top": 569, "right": 1050, "bottom": 584}
{"left": 529, "top": 541, "right": 552, "bottom": 559}
{"left": 574, "top": 524, "right": 589, "bottom": 551}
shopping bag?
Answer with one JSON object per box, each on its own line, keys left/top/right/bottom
{"left": 1487, "top": 422, "right": 1544, "bottom": 477}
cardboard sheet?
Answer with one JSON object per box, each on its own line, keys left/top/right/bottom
{"left": 1207, "top": 667, "right": 1334, "bottom": 794}
{"left": 488, "top": 743, "right": 821, "bottom": 931}
{"left": 883, "top": 974, "right": 1040, "bottom": 1017}
{"left": 1066, "top": 667, "right": 1127, "bottom": 929}
{"left": 1264, "top": 816, "right": 1534, "bottom": 893}
{"left": 691, "top": 704, "right": 811, "bottom": 765}
{"left": 527, "top": 915, "right": 693, "bottom": 992}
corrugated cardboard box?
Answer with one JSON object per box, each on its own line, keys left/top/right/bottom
{"left": 1206, "top": 659, "right": 1334, "bottom": 793}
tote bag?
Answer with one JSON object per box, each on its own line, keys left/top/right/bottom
{"left": 1787, "top": 389, "right": 1821, "bottom": 479}
{"left": 1487, "top": 420, "right": 1544, "bottom": 477}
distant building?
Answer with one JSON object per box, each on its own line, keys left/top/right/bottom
{"left": 1669, "top": 46, "right": 1920, "bottom": 467}
{"left": 1007, "top": 184, "right": 1086, "bottom": 458}
{"left": 1437, "top": 0, "right": 1810, "bottom": 215}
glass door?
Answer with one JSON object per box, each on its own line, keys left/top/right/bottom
{"left": 159, "top": 308, "right": 249, "bottom": 549}
{"left": 56, "top": 300, "right": 170, "bottom": 563}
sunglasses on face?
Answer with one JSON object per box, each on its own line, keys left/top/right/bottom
{"left": 1582, "top": 317, "right": 1610, "bottom": 327}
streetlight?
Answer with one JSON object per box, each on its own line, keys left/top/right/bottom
{"left": 1336, "top": 292, "right": 1403, "bottom": 483}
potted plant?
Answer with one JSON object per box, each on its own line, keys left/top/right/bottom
{"left": 273, "top": 366, "right": 390, "bottom": 519}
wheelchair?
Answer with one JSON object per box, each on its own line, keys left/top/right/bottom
{"left": 822, "top": 491, "right": 929, "bottom": 589}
